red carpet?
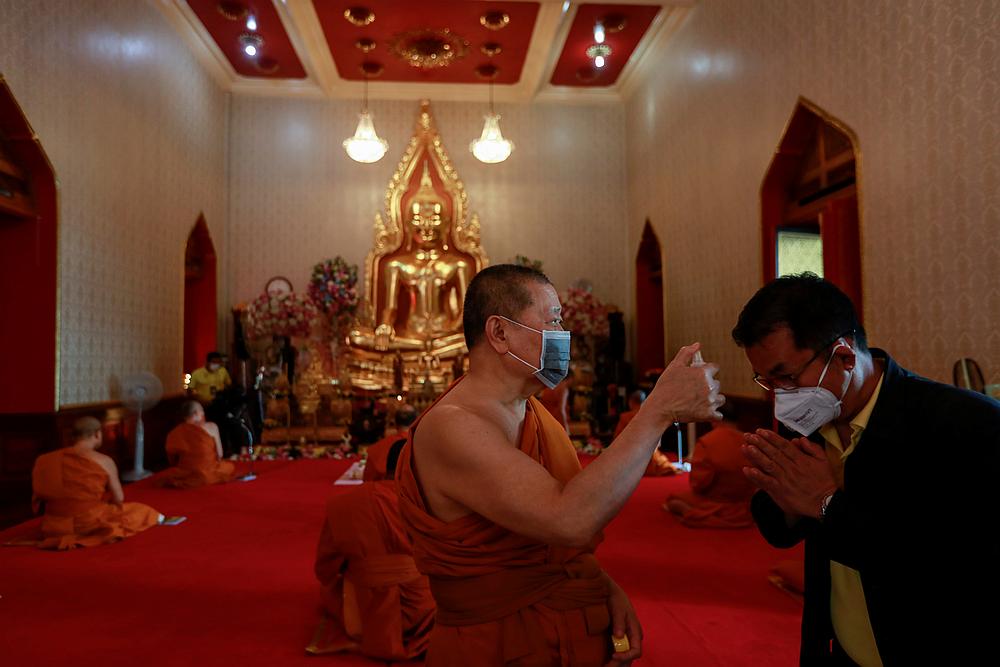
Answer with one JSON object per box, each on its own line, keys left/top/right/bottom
{"left": 0, "top": 459, "right": 802, "bottom": 665}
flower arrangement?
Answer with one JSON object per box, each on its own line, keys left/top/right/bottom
{"left": 246, "top": 291, "right": 319, "bottom": 339}
{"left": 560, "top": 286, "right": 610, "bottom": 339}
{"left": 308, "top": 257, "right": 360, "bottom": 334}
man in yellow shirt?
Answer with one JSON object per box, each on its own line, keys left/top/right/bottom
{"left": 732, "top": 273, "right": 999, "bottom": 665}
{"left": 188, "top": 352, "right": 231, "bottom": 404}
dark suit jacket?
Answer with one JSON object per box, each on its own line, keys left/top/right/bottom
{"left": 751, "top": 349, "right": 1000, "bottom": 665}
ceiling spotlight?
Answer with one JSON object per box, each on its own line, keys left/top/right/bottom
{"left": 480, "top": 42, "right": 503, "bottom": 57}
{"left": 603, "top": 13, "right": 628, "bottom": 33}
{"left": 216, "top": 1, "right": 249, "bottom": 21}
{"left": 240, "top": 33, "right": 263, "bottom": 57}
{"left": 586, "top": 43, "right": 611, "bottom": 68}
{"left": 594, "top": 20, "right": 605, "bottom": 44}
{"left": 480, "top": 11, "right": 510, "bottom": 31}
{"left": 343, "top": 6, "right": 375, "bottom": 27}
{"left": 355, "top": 37, "right": 377, "bottom": 53}
{"left": 575, "top": 65, "right": 599, "bottom": 82}
{"left": 474, "top": 63, "right": 500, "bottom": 79}
{"left": 246, "top": 15, "right": 257, "bottom": 31}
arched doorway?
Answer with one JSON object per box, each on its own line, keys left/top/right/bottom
{"left": 635, "top": 221, "right": 665, "bottom": 376}
{"left": 183, "top": 216, "right": 217, "bottom": 373}
{"left": 761, "top": 98, "right": 863, "bottom": 317}
{"left": 0, "top": 78, "right": 58, "bottom": 413}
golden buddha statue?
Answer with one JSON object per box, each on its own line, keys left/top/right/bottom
{"left": 346, "top": 101, "right": 488, "bottom": 392}
{"left": 378, "top": 162, "right": 471, "bottom": 344}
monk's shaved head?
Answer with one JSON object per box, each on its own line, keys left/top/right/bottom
{"left": 72, "top": 417, "right": 102, "bottom": 441}
{"left": 463, "top": 264, "right": 552, "bottom": 349}
{"left": 396, "top": 404, "right": 418, "bottom": 428}
{"left": 180, "top": 400, "right": 203, "bottom": 420}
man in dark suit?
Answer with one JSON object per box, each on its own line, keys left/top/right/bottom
{"left": 732, "top": 273, "right": 999, "bottom": 665}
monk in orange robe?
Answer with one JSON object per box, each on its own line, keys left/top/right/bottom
{"left": 309, "top": 439, "right": 435, "bottom": 659}
{"left": 29, "top": 417, "right": 169, "bottom": 550}
{"left": 664, "top": 403, "right": 756, "bottom": 528}
{"left": 615, "top": 390, "right": 675, "bottom": 477}
{"left": 363, "top": 403, "right": 417, "bottom": 483}
{"left": 396, "top": 265, "right": 722, "bottom": 666}
{"left": 159, "top": 401, "right": 236, "bottom": 488}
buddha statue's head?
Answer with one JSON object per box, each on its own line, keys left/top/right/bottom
{"left": 407, "top": 162, "right": 450, "bottom": 249}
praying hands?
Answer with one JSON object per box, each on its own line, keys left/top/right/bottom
{"left": 741, "top": 429, "right": 837, "bottom": 520}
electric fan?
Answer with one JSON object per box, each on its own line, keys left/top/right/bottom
{"left": 121, "top": 371, "right": 163, "bottom": 482}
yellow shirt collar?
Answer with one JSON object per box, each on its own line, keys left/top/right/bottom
{"left": 820, "top": 373, "right": 884, "bottom": 457}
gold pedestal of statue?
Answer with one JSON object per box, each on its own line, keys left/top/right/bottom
{"left": 345, "top": 101, "right": 487, "bottom": 394}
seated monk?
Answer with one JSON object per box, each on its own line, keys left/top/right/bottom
{"left": 363, "top": 403, "right": 418, "bottom": 483}
{"left": 615, "top": 390, "right": 675, "bottom": 477}
{"left": 159, "top": 401, "right": 236, "bottom": 488}
{"left": 396, "top": 265, "right": 722, "bottom": 666}
{"left": 29, "top": 417, "right": 179, "bottom": 550}
{"left": 309, "top": 439, "right": 435, "bottom": 659}
{"left": 664, "top": 402, "right": 756, "bottom": 528}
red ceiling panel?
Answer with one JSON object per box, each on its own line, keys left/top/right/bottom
{"left": 550, "top": 3, "right": 659, "bottom": 87}
{"left": 314, "top": 1, "right": 540, "bottom": 84}
{"left": 185, "top": 1, "right": 306, "bottom": 79}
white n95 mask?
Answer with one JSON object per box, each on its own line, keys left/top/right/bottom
{"left": 773, "top": 342, "right": 852, "bottom": 435}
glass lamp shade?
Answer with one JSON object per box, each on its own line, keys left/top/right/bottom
{"left": 470, "top": 112, "right": 513, "bottom": 164}
{"left": 343, "top": 110, "right": 388, "bottom": 163}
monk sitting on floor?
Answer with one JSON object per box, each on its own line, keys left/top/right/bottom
{"left": 615, "top": 390, "right": 675, "bottom": 476}
{"left": 159, "top": 400, "right": 236, "bottom": 488}
{"left": 28, "top": 417, "right": 180, "bottom": 550}
{"left": 363, "top": 403, "right": 417, "bottom": 482}
{"left": 309, "top": 439, "right": 435, "bottom": 660}
{"left": 664, "top": 402, "right": 756, "bottom": 528}
{"left": 395, "top": 265, "right": 721, "bottom": 666}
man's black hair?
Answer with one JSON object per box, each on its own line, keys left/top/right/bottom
{"left": 462, "top": 264, "right": 552, "bottom": 349}
{"left": 732, "top": 272, "right": 867, "bottom": 353}
{"left": 206, "top": 351, "right": 224, "bottom": 363}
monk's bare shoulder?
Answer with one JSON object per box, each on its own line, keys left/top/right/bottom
{"left": 201, "top": 422, "right": 220, "bottom": 437}
{"left": 87, "top": 450, "right": 119, "bottom": 476}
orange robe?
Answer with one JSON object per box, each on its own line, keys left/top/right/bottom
{"left": 397, "top": 385, "right": 612, "bottom": 667}
{"left": 614, "top": 409, "right": 675, "bottom": 477}
{"left": 363, "top": 431, "right": 409, "bottom": 483}
{"left": 30, "top": 449, "right": 161, "bottom": 550}
{"left": 666, "top": 426, "right": 755, "bottom": 528}
{"left": 310, "top": 481, "right": 435, "bottom": 660}
{"left": 160, "top": 423, "right": 236, "bottom": 488}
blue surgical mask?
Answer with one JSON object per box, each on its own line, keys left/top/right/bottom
{"left": 499, "top": 316, "right": 571, "bottom": 389}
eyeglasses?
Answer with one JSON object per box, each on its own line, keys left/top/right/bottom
{"left": 752, "top": 332, "right": 851, "bottom": 392}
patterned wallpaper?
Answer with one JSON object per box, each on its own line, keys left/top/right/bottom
{"left": 227, "top": 97, "right": 629, "bottom": 318}
{"left": 2, "top": 0, "right": 996, "bottom": 407}
{"left": 624, "top": 0, "right": 1000, "bottom": 396}
{"left": 0, "top": 0, "right": 229, "bottom": 406}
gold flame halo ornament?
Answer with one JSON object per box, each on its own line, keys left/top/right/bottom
{"left": 390, "top": 29, "right": 469, "bottom": 69}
